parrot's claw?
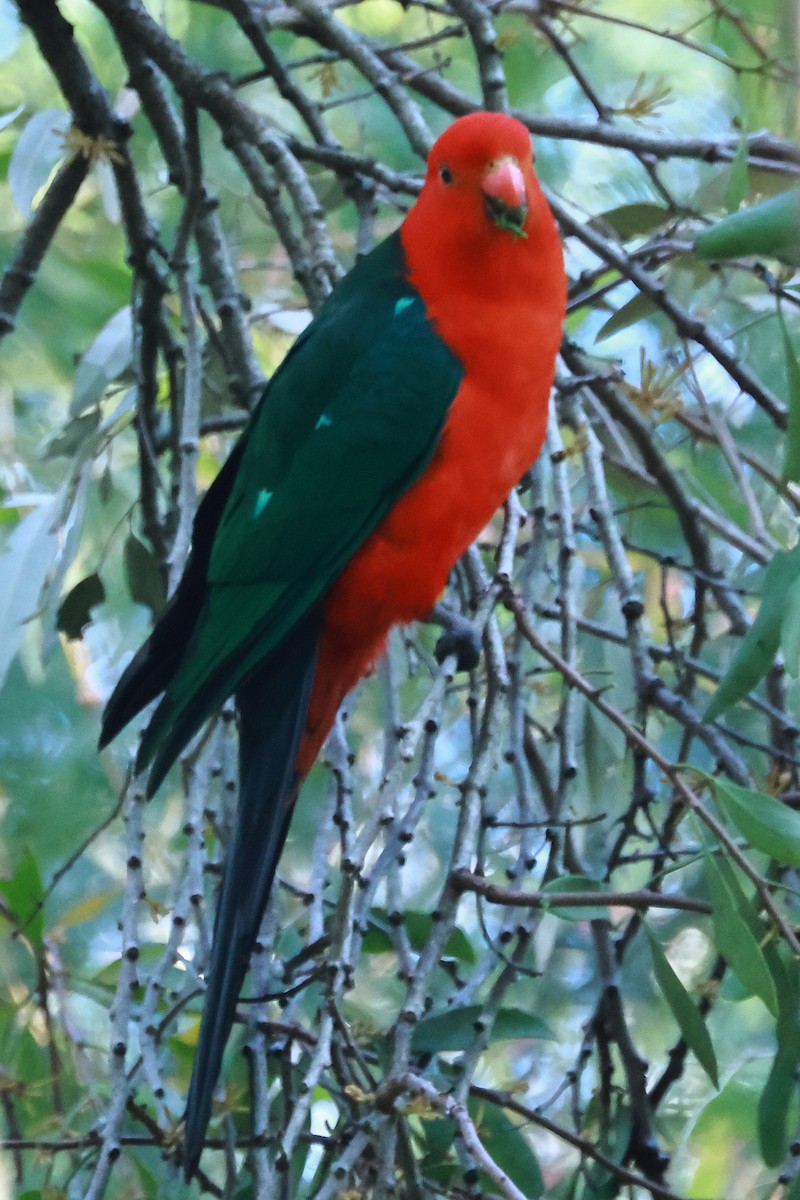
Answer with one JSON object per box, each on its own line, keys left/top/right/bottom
{"left": 433, "top": 609, "right": 482, "bottom": 672}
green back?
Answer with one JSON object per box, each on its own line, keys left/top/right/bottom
{"left": 141, "top": 231, "right": 463, "bottom": 787}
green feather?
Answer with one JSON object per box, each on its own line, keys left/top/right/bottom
{"left": 138, "top": 231, "right": 464, "bottom": 787}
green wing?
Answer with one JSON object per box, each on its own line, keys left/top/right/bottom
{"left": 140, "top": 231, "right": 463, "bottom": 789}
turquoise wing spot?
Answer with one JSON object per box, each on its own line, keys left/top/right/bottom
{"left": 254, "top": 488, "right": 273, "bottom": 517}
{"left": 315, "top": 413, "right": 333, "bottom": 430}
{"left": 394, "top": 296, "right": 414, "bottom": 316}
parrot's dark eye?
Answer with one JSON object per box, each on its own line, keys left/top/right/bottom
{"left": 439, "top": 163, "right": 453, "bottom": 184}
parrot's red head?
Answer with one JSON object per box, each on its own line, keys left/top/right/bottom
{"left": 400, "top": 111, "right": 565, "bottom": 361}
{"left": 423, "top": 111, "right": 535, "bottom": 239}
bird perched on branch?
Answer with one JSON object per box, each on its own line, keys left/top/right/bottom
{"left": 100, "top": 110, "right": 566, "bottom": 1177}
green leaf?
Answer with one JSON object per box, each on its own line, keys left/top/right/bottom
{"left": 70, "top": 305, "right": 133, "bottom": 415}
{"left": 689, "top": 1067, "right": 760, "bottom": 1151}
{"left": 57, "top": 573, "right": 106, "bottom": 640}
{"left": 595, "top": 291, "right": 658, "bottom": 342}
{"left": 419, "top": 1123, "right": 459, "bottom": 1188}
{"left": 723, "top": 133, "right": 749, "bottom": 213}
{"left": 703, "top": 853, "right": 778, "bottom": 1015}
{"left": 411, "top": 1006, "right": 554, "bottom": 1055}
{"left": 468, "top": 1096, "right": 544, "bottom": 1198}
{"left": 361, "top": 923, "right": 393, "bottom": 954}
{"left": 757, "top": 950, "right": 800, "bottom": 1166}
{"left": 704, "top": 544, "right": 800, "bottom": 720}
{"left": 783, "top": 573, "right": 800, "bottom": 676}
{"left": 405, "top": 910, "right": 476, "bottom": 964}
{"left": 8, "top": 108, "right": 70, "bottom": 217}
{"left": 694, "top": 186, "right": 800, "bottom": 266}
{"left": 43, "top": 409, "right": 101, "bottom": 461}
{"left": 591, "top": 202, "right": 670, "bottom": 239}
{"left": 540, "top": 875, "right": 610, "bottom": 921}
{"left": 124, "top": 533, "right": 166, "bottom": 618}
{"left": 778, "top": 308, "right": 800, "bottom": 485}
{"left": 578, "top": 1098, "right": 632, "bottom": 1198}
{"left": 0, "top": 104, "right": 23, "bottom": 134}
{"left": 362, "top": 908, "right": 476, "bottom": 963}
{"left": 129, "top": 1152, "right": 161, "bottom": 1200}
{"left": 708, "top": 846, "right": 763, "bottom": 941}
{"left": 0, "top": 498, "right": 60, "bottom": 692}
{"left": 0, "top": 847, "right": 45, "bottom": 951}
{"left": 58, "top": 889, "right": 117, "bottom": 929}
{"left": 91, "top": 944, "right": 165, "bottom": 990}
{"left": 759, "top": 1021, "right": 800, "bottom": 1166}
{"left": 704, "top": 772, "right": 800, "bottom": 868}
{"left": 645, "top": 927, "right": 718, "bottom": 1088}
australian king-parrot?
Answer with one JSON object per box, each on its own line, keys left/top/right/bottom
{"left": 99, "top": 110, "right": 566, "bottom": 1176}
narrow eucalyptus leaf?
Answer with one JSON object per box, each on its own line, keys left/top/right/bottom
{"left": 645, "top": 928, "right": 718, "bottom": 1088}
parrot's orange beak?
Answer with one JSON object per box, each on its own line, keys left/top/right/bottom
{"left": 482, "top": 157, "right": 528, "bottom": 236}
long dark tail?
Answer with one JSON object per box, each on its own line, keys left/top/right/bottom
{"left": 182, "top": 608, "right": 321, "bottom": 1179}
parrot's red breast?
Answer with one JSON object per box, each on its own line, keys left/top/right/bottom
{"left": 298, "top": 112, "right": 566, "bottom": 773}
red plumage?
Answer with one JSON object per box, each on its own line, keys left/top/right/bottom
{"left": 299, "top": 111, "right": 566, "bottom": 774}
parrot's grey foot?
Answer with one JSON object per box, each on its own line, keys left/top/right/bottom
{"left": 432, "top": 606, "right": 481, "bottom": 672}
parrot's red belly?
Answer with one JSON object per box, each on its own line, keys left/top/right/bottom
{"left": 297, "top": 343, "right": 557, "bottom": 774}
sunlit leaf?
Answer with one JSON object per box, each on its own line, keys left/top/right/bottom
{"left": 58, "top": 889, "right": 117, "bottom": 929}
{"left": 0, "top": 847, "right": 45, "bottom": 951}
{"left": 96, "top": 157, "right": 121, "bottom": 225}
{"left": 645, "top": 927, "right": 718, "bottom": 1088}
{"left": 91, "top": 944, "right": 164, "bottom": 988}
{"left": 689, "top": 1068, "right": 760, "bottom": 1151}
{"left": 8, "top": 108, "right": 70, "bottom": 216}
{"left": 0, "top": 498, "right": 59, "bottom": 691}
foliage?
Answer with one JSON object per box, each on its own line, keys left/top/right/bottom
{"left": 0, "top": 0, "right": 799, "bottom": 1197}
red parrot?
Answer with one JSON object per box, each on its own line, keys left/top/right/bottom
{"left": 100, "top": 110, "right": 565, "bottom": 1176}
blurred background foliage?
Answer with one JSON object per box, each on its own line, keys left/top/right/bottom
{"left": 1, "top": 0, "right": 800, "bottom": 1197}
